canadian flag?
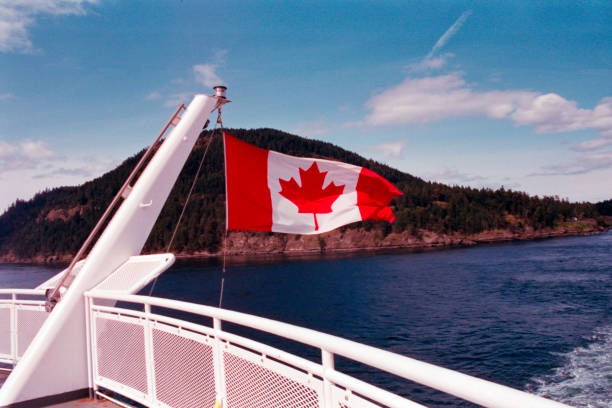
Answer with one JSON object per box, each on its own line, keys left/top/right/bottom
{"left": 224, "top": 133, "right": 402, "bottom": 234}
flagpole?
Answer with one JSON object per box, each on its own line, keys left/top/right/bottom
{"left": 219, "top": 87, "right": 229, "bottom": 309}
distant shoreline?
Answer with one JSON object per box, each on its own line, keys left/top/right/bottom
{"left": 2, "top": 224, "right": 608, "bottom": 266}
{"left": 175, "top": 226, "right": 609, "bottom": 260}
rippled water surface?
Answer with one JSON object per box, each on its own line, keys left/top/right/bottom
{"left": 2, "top": 232, "right": 611, "bottom": 407}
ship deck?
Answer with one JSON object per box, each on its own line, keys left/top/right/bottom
{"left": 48, "top": 399, "right": 119, "bottom": 407}
{"left": 1, "top": 370, "right": 118, "bottom": 407}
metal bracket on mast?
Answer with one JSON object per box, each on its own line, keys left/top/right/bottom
{"left": 171, "top": 115, "right": 182, "bottom": 126}
{"left": 213, "top": 86, "right": 231, "bottom": 112}
{"left": 121, "top": 185, "right": 133, "bottom": 199}
{"left": 213, "top": 86, "right": 229, "bottom": 130}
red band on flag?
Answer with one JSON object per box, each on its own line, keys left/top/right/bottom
{"left": 224, "top": 133, "right": 273, "bottom": 231}
{"left": 356, "top": 168, "right": 402, "bottom": 222}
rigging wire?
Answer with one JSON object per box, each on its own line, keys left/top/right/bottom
{"left": 166, "top": 122, "right": 216, "bottom": 253}
{"left": 148, "top": 111, "right": 222, "bottom": 297}
{"left": 216, "top": 108, "right": 228, "bottom": 308}
{"left": 219, "top": 228, "right": 228, "bottom": 308}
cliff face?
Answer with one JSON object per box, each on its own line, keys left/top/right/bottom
{"left": 217, "top": 218, "right": 605, "bottom": 257}
{"left": 0, "top": 128, "right": 609, "bottom": 264}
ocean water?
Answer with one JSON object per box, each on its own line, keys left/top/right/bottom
{"left": 1, "top": 231, "right": 611, "bottom": 407}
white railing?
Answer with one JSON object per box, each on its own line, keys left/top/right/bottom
{"left": 85, "top": 291, "right": 572, "bottom": 408}
{"left": 0, "top": 289, "right": 48, "bottom": 365}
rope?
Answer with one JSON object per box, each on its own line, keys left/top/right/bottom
{"left": 217, "top": 106, "right": 229, "bottom": 309}
{"left": 218, "top": 229, "right": 229, "bottom": 308}
{"left": 166, "top": 125, "right": 216, "bottom": 253}
{"left": 147, "top": 104, "right": 230, "bottom": 305}
{"left": 148, "top": 115, "right": 221, "bottom": 296}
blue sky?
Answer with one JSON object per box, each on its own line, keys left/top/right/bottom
{"left": 1, "top": 0, "right": 611, "bottom": 213}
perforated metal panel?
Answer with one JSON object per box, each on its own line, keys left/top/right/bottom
{"left": 152, "top": 325, "right": 216, "bottom": 408}
{"left": 95, "top": 314, "right": 148, "bottom": 395}
{"left": 224, "top": 344, "right": 321, "bottom": 408}
{"left": 93, "top": 254, "right": 174, "bottom": 294}
{"left": 95, "top": 260, "right": 156, "bottom": 290}
{"left": 16, "top": 306, "right": 48, "bottom": 357}
{"left": 87, "top": 300, "right": 422, "bottom": 408}
{"left": 0, "top": 306, "right": 11, "bottom": 357}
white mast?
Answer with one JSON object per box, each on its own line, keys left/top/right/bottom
{"left": 0, "top": 91, "right": 227, "bottom": 405}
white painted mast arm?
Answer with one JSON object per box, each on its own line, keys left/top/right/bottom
{"left": 0, "top": 91, "right": 226, "bottom": 405}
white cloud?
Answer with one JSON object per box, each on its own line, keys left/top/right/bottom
{"left": 407, "top": 10, "right": 470, "bottom": 73}
{"left": 571, "top": 137, "right": 612, "bottom": 152}
{"left": 212, "top": 49, "right": 227, "bottom": 65}
{"left": 193, "top": 64, "right": 222, "bottom": 88}
{"left": 33, "top": 166, "right": 90, "bottom": 178}
{"left": 426, "top": 10, "right": 472, "bottom": 61}
{"left": 146, "top": 91, "right": 161, "bottom": 100}
{"left": 0, "top": 0, "right": 97, "bottom": 53}
{"left": 0, "top": 143, "right": 117, "bottom": 213}
{"left": 20, "top": 139, "right": 54, "bottom": 159}
{"left": 408, "top": 53, "right": 452, "bottom": 73}
{"left": 0, "top": 139, "right": 54, "bottom": 170}
{"left": 420, "top": 167, "right": 521, "bottom": 192}
{"left": 193, "top": 49, "right": 228, "bottom": 88}
{"left": 512, "top": 93, "right": 591, "bottom": 133}
{"left": 372, "top": 140, "right": 409, "bottom": 159}
{"left": 0, "top": 141, "right": 16, "bottom": 158}
{"left": 164, "top": 91, "right": 193, "bottom": 108}
{"left": 363, "top": 72, "right": 612, "bottom": 145}
{"left": 0, "top": 93, "right": 14, "bottom": 100}
{"left": 148, "top": 50, "right": 228, "bottom": 106}
{"left": 364, "top": 72, "right": 536, "bottom": 126}
{"left": 408, "top": 10, "right": 471, "bottom": 73}
{"left": 32, "top": 159, "right": 111, "bottom": 179}
{"left": 511, "top": 95, "right": 612, "bottom": 137}
{"left": 290, "top": 119, "right": 331, "bottom": 138}
{"left": 531, "top": 152, "right": 612, "bottom": 176}
{"left": 422, "top": 167, "right": 486, "bottom": 185}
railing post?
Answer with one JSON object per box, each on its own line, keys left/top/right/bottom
{"left": 84, "top": 295, "right": 95, "bottom": 399}
{"left": 10, "top": 294, "right": 17, "bottom": 364}
{"left": 321, "top": 349, "right": 335, "bottom": 408}
{"left": 89, "top": 298, "right": 100, "bottom": 398}
{"left": 143, "top": 303, "right": 157, "bottom": 405}
{"left": 212, "top": 317, "right": 226, "bottom": 407}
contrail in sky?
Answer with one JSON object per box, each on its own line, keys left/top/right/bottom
{"left": 426, "top": 10, "right": 472, "bottom": 59}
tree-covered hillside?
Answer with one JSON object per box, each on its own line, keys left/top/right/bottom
{"left": 0, "top": 128, "right": 606, "bottom": 261}
{"left": 596, "top": 199, "right": 612, "bottom": 216}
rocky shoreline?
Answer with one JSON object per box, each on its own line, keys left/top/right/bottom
{"left": 2, "top": 219, "right": 608, "bottom": 265}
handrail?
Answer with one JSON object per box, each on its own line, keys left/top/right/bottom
{"left": 0, "top": 290, "right": 48, "bottom": 365}
{"left": 86, "top": 291, "right": 572, "bottom": 408}
{"left": 89, "top": 302, "right": 324, "bottom": 377}
{"left": 0, "top": 289, "right": 45, "bottom": 296}
{"left": 0, "top": 300, "right": 46, "bottom": 306}
{"left": 89, "top": 295, "right": 426, "bottom": 408}
{"left": 46, "top": 104, "right": 186, "bottom": 308}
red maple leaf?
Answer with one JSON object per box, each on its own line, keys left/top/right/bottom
{"left": 279, "top": 162, "right": 345, "bottom": 231}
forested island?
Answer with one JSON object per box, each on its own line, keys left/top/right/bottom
{"left": 1, "top": 128, "right": 611, "bottom": 264}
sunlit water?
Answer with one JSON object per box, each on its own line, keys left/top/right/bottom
{"left": 2, "top": 231, "right": 611, "bottom": 407}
